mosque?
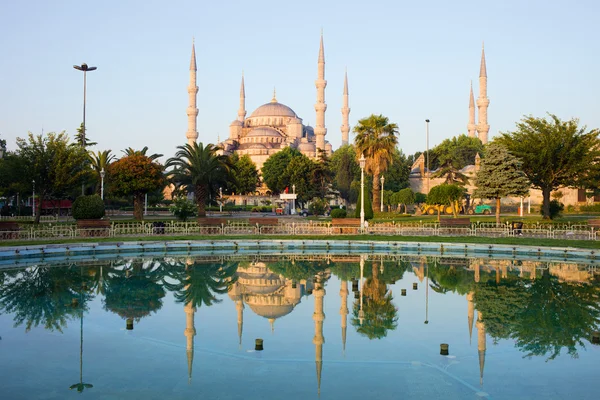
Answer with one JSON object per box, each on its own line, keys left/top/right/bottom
{"left": 184, "top": 34, "right": 342, "bottom": 173}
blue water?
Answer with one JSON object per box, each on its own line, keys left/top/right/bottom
{"left": 0, "top": 253, "right": 598, "bottom": 399}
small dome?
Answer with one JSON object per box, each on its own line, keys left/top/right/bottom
{"left": 249, "top": 101, "right": 297, "bottom": 118}
{"left": 247, "top": 302, "right": 295, "bottom": 319}
{"left": 230, "top": 120, "right": 243, "bottom": 127}
{"left": 246, "top": 127, "right": 283, "bottom": 138}
{"left": 460, "top": 165, "right": 476, "bottom": 173}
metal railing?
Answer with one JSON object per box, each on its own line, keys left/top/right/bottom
{"left": 0, "top": 220, "right": 598, "bottom": 242}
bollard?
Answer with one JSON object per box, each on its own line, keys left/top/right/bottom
{"left": 401, "top": 289, "right": 407, "bottom": 296}
{"left": 255, "top": 338, "right": 264, "bottom": 351}
{"left": 592, "top": 331, "right": 600, "bottom": 344}
{"left": 126, "top": 318, "right": 134, "bottom": 330}
{"left": 413, "top": 283, "right": 418, "bottom": 290}
{"left": 440, "top": 343, "right": 449, "bottom": 356}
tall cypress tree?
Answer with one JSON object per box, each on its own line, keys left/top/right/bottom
{"left": 473, "top": 143, "right": 530, "bottom": 224}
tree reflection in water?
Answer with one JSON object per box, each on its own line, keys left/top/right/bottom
{"left": 351, "top": 260, "right": 398, "bottom": 340}
{"left": 103, "top": 259, "right": 166, "bottom": 330}
{"left": 0, "top": 265, "right": 94, "bottom": 332}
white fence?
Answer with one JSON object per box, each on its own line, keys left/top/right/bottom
{"left": 1, "top": 220, "right": 598, "bottom": 242}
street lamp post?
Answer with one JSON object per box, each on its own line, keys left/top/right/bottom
{"left": 358, "top": 254, "right": 365, "bottom": 325}
{"left": 359, "top": 154, "right": 366, "bottom": 230}
{"left": 425, "top": 119, "right": 430, "bottom": 193}
{"left": 32, "top": 180, "right": 36, "bottom": 218}
{"left": 100, "top": 169, "right": 105, "bottom": 200}
{"left": 0, "top": 141, "right": 5, "bottom": 159}
{"left": 292, "top": 184, "right": 296, "bottom": 214}
{"left": 73, "top": 63, "right": 97, "bottom": 195}
{"left": 219, "top": 187, "right": 223, "bottom": 212}
{"left": 380, "top": 175, "right": 385, "bottom": 212}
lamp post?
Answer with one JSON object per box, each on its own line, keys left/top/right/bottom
{"left": 219, "top": 187, "right": 223, "bottom": 212}
{"left": 292, "top": 184, "right": 296, "bottom": 214}
{"left": 358, "top": 254, "right": 365, "bottom": 326}
{"left": 100, "top": 168, "right": 105, "bottom": 200}
{"left": 359, "top": 153, "right": 366, "bottom": 230}
{"left": 425, "top": 119, "right": 430, "bottom": 194}
{"left": 32, "top": 180, "right": 35, "bottom": 218}
{"left": 0, "top": 141, "right": 5, "bottom": 158}
{"left": 380, "top": 175, "right": 385, "bottom": 212}
{"left": 73, "top": 63, "right": 97, "bottom": 195}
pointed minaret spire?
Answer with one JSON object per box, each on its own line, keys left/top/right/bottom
{"left": 339, "top": 280, "right": 349, "bottom": 355}
{"left": 476, "top": 310, "right": 487, "bottom": 386}
{"left": 314, "top": 32, "right": 327, "bottom": 155}
{"left": 341, "top": 69, "right": 351, "bottom": 146}
{"left": 476, "top": 43, "right": 490, "bottom": 144}
{"left": 184, "top": 302, "right": 196, "bottom": 384}
{"left": 236, "top": 299, "right": 244, "bottom": 349}
{"left": 313, "top": 273, "right": 326, "bottom": 396}
{"left": 237, "top": 73, "right": 246, "bottom": 122}
{"left": 467, "top": 292, "right": 475, "bottom": 345}
{"left": 186, "top": 40, "right": 199, "bottom": 146}
{"left": 467, "top": 81, "right": 476, "bottom": 138}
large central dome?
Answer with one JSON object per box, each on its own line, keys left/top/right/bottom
{"left": 249, "top": 101, "right": 297, "bottom": 118}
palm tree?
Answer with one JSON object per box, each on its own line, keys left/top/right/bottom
{"left": 88, "top": 150, "right": 115, "bottom": 195}
{"left": 122, "top": 146, "right": 163, "bottom": 161}
{"left": 353, "top": 114, "right": 399, "bottom": 213}
{"left": 166, "top": 142, "right": 234, "bottom": 217}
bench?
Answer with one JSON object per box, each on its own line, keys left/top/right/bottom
{"left": 249, "top": 218, "right": 279, "bottom": 226}
{"left": 197, "top": 218, "right": 227, "bottom": 234}
{"left": 438, "top": 217, "right": 471, "bottom": 236}
{"left": 331, "top": 218, "right": 361, "bottom": 234}
{"left": 588, "top": 219, "right": 600, "bottom": 229}
{"left": 76, "top": 219, "right": 111, "bottom": 237}
{"left": 197, "top": 218, "right": 227, "bottom": 225}
{"left": 0, "top": 221, "right": 20, "bottom": 240}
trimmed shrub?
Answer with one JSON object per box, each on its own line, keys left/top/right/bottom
{"left": 72, "top": 195, "right": 105, "bottom": 220}
{"left": 169, "top": 197, "right": 197, "bottom": 221}
{"left": 330, "top": 208, "right": 347, "bottom": 218}
{"left": 540, "top": 200, "right": 564, "bottom": 219}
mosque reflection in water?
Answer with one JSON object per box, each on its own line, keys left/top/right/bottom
{"left": 0, "top": 253, "right": 599, "bottom": 396}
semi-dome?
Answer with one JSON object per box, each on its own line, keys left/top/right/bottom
{"left": 249, "top": 101, "right": 297, "bottom": 118}
{"left": 230, "top": 120, "right": 243, "bottom": 127}
{"left": 246, "top": 127, "right": 283, "bottom": 138}
{"left": 247, "top": 302, "right": 295, "bottom": 319}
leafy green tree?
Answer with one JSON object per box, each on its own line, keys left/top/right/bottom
{"left": 287, "top": 154, "right": 318, "bottom": 204}
{"left": 394, "top": 188, "right": 415, "bottom": 214}
{"left": 122, "top": 146, "right": 163, "bottom": 161}
{"left": 330, "top": 145, "right": 359, "bottom": 205}
{"left": 384, "top": 148, "right": 411, "bottom": 192}
{"left": 427, "top": 184, "right": 465, "bottom": 219}
{"left": 354, "top": 186, "right": 373, "bottom": 220}
{"left": 473, "top": 143, "right": 530, "bottom": 224}
{"left": 261, "top": 147, "right": 302, "bottom": 194}
{"left": 108, "top": 153, "right": 165, "bottom": 220}
{"left": 430, "top": 134, "right": 484, "bottom": 171}
{"left": 354, "top": 114, "right": 399, "bottom": 213}
{"left": 165, "top": 142, "right": 233, "bottom": 217}
{"left": 310, "top": 149, "right": 334, "bottom": 200}
{"left": 15, "top": 132, "right": 90, "bottom": 223}
{"left": 169, "top": 197, "right": 197, "bottom": 221}
{"left": 227, "top": 153, "right": 260, "bottom": 195}
{"left": 496, "top": 114, "right": 600, "bottom": 219}
{"left": 73, "top": 123, "right": 97, "bottom": 148}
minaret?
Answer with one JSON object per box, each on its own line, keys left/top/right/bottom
{"left": 467, "top": 292, "right": 475, "bottom": 345}
{"left": 313, "top": 273, "right": 326, "bottom": 396}
{"left": 467, "top": 82, "right": 476, "bottom": 138}
{"left": 339, "top": 279, "right": 349, "bottom": 354}
{"left": 476, "top": 44, "right": 490, "bottom": 144}
{"left": 184, "top": 302, "right": 196, "bottom": 384}
{"left": 186, "top": 41, "right": 199, "bottom": 146}
{"left": 340, "top": 70, "right": 350, "bottom": 146}
{"left": 236, "top": 299, "right": 244, "bottom": 348}
{"left": 476, "top": 310, "right": 487, "bottom": 386}
{"left": 237, "top": 74, "right": 246, "bottom": 122}
{"left": 314, "top": 32, "right": 327, "bottom": 154}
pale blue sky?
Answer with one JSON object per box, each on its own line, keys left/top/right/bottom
{"left": 1, "top": 0, "right": 598, "bottom": 162}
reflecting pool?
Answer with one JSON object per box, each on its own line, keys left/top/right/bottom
{"left": 0, "top": 252, "right": 599, "bottom": 399}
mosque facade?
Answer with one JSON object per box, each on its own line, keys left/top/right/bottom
{"left": 185, "top": 35, "right": 347, "bottom": 173}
